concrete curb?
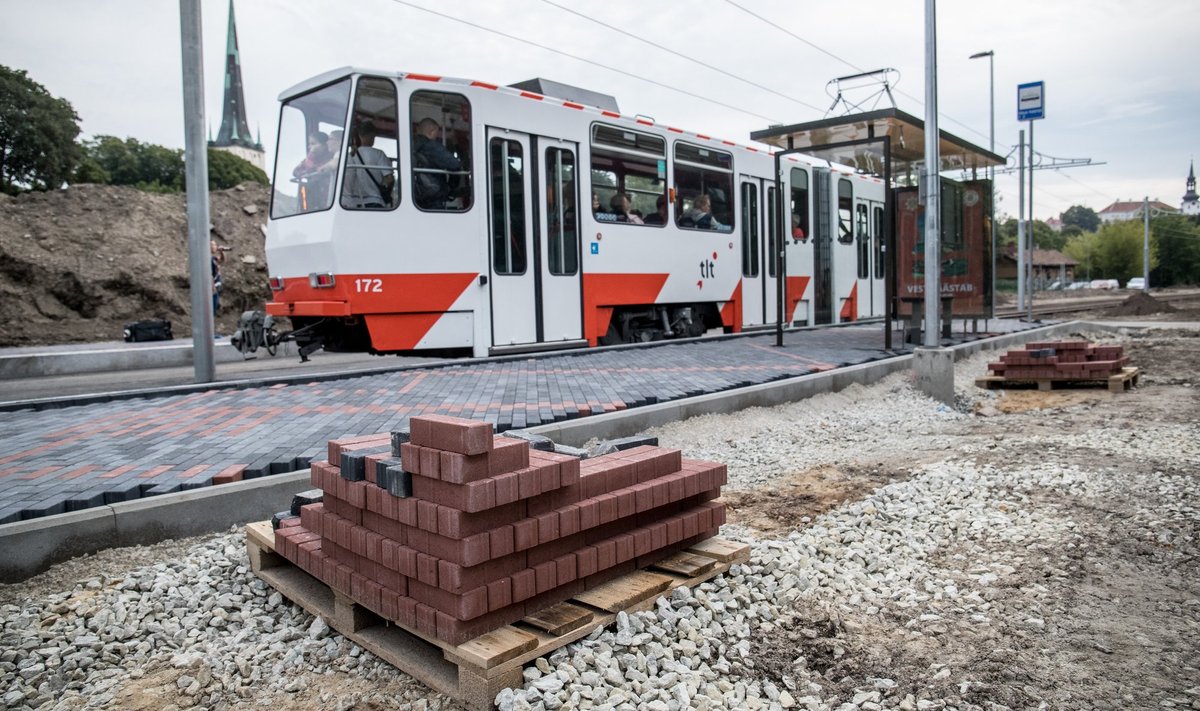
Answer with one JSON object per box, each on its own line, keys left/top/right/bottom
{"left": 0, "top": 472, "right": 309, "bottom": 583}
{"left": 0, "top": 341, "right": 246, "bottom": 380}
{"left": 0, "top": 320, "right": 1115, "bottom": 583}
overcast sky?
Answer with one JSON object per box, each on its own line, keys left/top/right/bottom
{"left": 3, "top": 0, "right": 1196, "bottom": 220}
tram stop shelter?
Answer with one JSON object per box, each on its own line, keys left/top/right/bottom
{"left": 750, "top": 108, "right": 1006, "bottom": 348}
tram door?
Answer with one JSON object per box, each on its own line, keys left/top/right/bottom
{"left": 812, "top": 168, "right": 834, "bottom": 325}
{"left": 486, "top": 128, "right": 582, "bottom": 348}
{"left": 739, "top": 177, "right": 778, "bottom": 326}
{"left": 855, "top": 197, "right": 886, "bottom": 317}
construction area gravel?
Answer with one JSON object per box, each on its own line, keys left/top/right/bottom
{"left": 1, "top": 321, "right": 1197, "bottom": 711}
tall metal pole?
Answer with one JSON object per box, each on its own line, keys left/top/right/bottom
{"left": 1143, "top": 196, "right": 1151, "bottom": 292}
{"left": 922, "top": 0, "right": 941, "bottom": 348}
{"left": 1027, "top": 120, "right": 1034, "bottom": 321}
{"left": 180, "top": 0, "right": 214, "bottom": 382}
{"left": 1017, "top": 129, "right": 1025, "bottom": 314}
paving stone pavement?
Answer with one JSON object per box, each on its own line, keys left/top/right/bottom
{"left": 0, "top": 322, "right": 1035, "bottom": 524}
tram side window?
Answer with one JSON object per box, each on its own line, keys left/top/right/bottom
{"left": 674, "top": 142, "right": 734, "bottom": 232}
{"left": 490, "top": 138, "right": 525, "bottom": 275}
{"left": 589, "top": 124, "right": 665, "bottom": 227}
{"left": 837, "top": 178, "right": 854, "bottom": 245}
{"left": 410, "top": 91, "right": 473, "bottom": 212}
{"left": 341, "top": 77, "right": 399, "bottom": 211}
{"left": 789, "top": 168, "right": 809, "bottom": 243}
{"left": 546, "top": 148, "right": 578, "bottom": 275}
{"left": 271, "top": 78, "right": 352, "bottom": 219}
{"left": 856, "top": 203, "right": 869, "bottom": 278}
{"left": 741, "top": 182, "right": 759, "bottom": 277}
{"left": 873, "top": 206, "right": 885, "bottom": 280}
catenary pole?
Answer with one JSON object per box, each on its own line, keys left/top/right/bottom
{"left": 922, "top": 0, "right": 941, "bottom": 347}
{"left": 180, "top": 0, "right": 214, "bottom": 382}
{"left": 1027, "top": 120, "right": 1034, "bottom": 321}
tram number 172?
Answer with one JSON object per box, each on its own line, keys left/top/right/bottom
{"left": 355, "top": 278, "right": 383, "bottom": 293}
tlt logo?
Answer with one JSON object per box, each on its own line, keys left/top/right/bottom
{"left": 699, "top": 259, "right": 716, "bottom": 279}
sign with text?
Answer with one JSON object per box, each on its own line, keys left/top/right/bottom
{"left": 1017, "top": 81, "right": 1045, "bottom": 121}
{"left": 894, "top": 178, "right": 993, "bottom": 318}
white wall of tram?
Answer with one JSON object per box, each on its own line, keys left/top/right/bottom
{"left": 266, "top": 70, "right": 888, "bottom": 356}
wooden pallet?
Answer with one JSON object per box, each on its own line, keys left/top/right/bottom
{"left": 245, "top": 522, "right": 749, "bottom": 710}
{"left": 975, "top": 366, "right": 1140, "bottom": 393}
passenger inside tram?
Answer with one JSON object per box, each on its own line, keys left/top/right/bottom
{"left": 609, "top": 193, "right": 643, "bottom": 224}
{"left": 411, "top": 117, "right": 462, "bottom": 209}
{"left": 643, "top": 194, "right": 669, "bottom": 225}
{"left": 680, "top": 193, "right": 725, "bottom": 231}
{"left": 341, "top": 121, "right": 394, "bottom": 209}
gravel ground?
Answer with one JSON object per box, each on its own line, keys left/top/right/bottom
{"left": 1, "top": 324, "right": 1197, "bottom": 711}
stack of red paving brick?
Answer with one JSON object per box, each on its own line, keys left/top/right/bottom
{"left": 273, "top": 415, "right": 727, "bottom": 645}
{"left": 986, "top": 340, "right": 1128, "bottom": 381}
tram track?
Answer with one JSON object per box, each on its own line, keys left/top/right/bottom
{"left": 993, "top": 289, "right": 1200, "bottom": 319}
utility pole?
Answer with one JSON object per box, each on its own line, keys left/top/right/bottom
{"left": 1017, "top": 129, "right": 1025, "bottom": 313}
{"left": 180, "top": 0, "right": 214, "bottom": 382}
{"left": 969, "top": 50, "right": 994, "bottom": 317}
{"left": 912, "top": 0, "right": 955, "bottom": 406}
{"left": 1143, "top": 196, "right": 1150, "bottom": 292}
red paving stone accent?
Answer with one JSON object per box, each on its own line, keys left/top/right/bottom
{"left": 272, "top": 414, "right": 726, "bottom": 645}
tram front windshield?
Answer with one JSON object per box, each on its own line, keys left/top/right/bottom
{"left": 271, "top": 79, "right": 352, "bottom": 219}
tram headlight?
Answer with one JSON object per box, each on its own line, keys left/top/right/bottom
{"left": 269, "top": 276, "right": 285, "bottom": 291}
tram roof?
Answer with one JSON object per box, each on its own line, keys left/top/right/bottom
{"left": 750, "top": 108, "right": 1005, "bottom": 180}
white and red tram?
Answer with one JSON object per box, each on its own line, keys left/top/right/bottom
{"left": 265, "top": 67, "right": 887, "bottom": 358}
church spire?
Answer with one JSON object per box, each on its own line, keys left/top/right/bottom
{"left": 1183, "top": 160, "right": 1199, "bottom": 216}
{"left": 211, "top": 0, "right": 257, "bottom": 150}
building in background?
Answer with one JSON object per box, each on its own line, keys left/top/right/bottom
{"left": 1182, "top": 161, "right": 1199, "bottom": 217}
{"left": 208, "top": 0, "right": 264, "bottom": 171}
{"left": 1098, "top": 199, "right": 1177, "bottom": 225}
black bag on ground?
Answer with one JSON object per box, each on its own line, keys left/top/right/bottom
{"left": 123, "top": 318, "right": 173, "bottom": 342}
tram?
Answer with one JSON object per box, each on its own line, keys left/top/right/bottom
{"left": 264, "top": 67, "right": 887, "bottom": 358}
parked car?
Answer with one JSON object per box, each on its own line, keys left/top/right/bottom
{"left": 1047, "top": 280, "right": 1064, "bottom": 291}
{"left": 1065, "top": 281, "right": 1090, "bottom": 290}
{"left": 1126, "top": 277, "right": 1146, "bottom": 290}
{"left": 1090, "top": 279, "right": 1119, "bottom": 290}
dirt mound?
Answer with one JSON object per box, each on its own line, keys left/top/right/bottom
{"left": 1105, "top": 291, "right": 1178, "bottom": 317}
{"left": 0, "top": 183, "right": 273, "bottom": 347}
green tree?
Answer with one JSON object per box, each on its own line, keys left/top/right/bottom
{"left": 1066, "top": 220, "right": 1154, "bottom": 281}
{"left": 77, "top": 136, "right": 267, "bottom": 192}
{"left": 1149, "top": 215, "right": 1200, "bottom": 286}
{"left": 1060, "top": 205, "right": 1100, "bottom": 233}
{"left": 0, "top": 65, "right": 83, "bottom": 194}
{"left": 995, "top": 217, "right": 1062, "bottom": 251}
{"left": 206, "top": 148, "right": 268, "bottom": 189}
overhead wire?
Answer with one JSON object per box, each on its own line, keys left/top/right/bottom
{"left": 386, "top": 0, "right": 783, "bottom": 124}
{"left": 538, "top": 0, "right": 826, "bottom": 114}
{"left": 720, "top": 0, "right": 994, "bottom": 146}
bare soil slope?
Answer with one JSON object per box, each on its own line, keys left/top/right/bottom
{"left": 0, "top": 183, "right": 272, "bottom": 346}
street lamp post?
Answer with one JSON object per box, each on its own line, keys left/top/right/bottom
{"left": 969, "top": 50, "right": 994, "bottom": 317}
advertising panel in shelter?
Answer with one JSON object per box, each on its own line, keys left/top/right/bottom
{"left": 894, "top": 178, "right": 993, "bottom": 318}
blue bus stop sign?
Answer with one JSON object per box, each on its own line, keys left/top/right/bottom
{"left": 1017, "top": 81, "right": 1045, "bottom": 121}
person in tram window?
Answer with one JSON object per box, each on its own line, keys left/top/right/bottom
{"left": 791, "top": 212, "right": 807, "bottom": 242}
{"left": 643, "top": 194, "right": 668, "bottom": 225}
{"left": 609, "top": 193, "right": 643, "bottom": 224}
{"left": 682, "top": 193, "right": 723, "bottom": 230}
{"left": 293, "top": 131, "right": 331, "bottom": 179}
{"left": 412, "top": 117, "right": 462, "bottom": 209}
{"left": 342, "top": 121, "right": 394, "bottom": 209}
